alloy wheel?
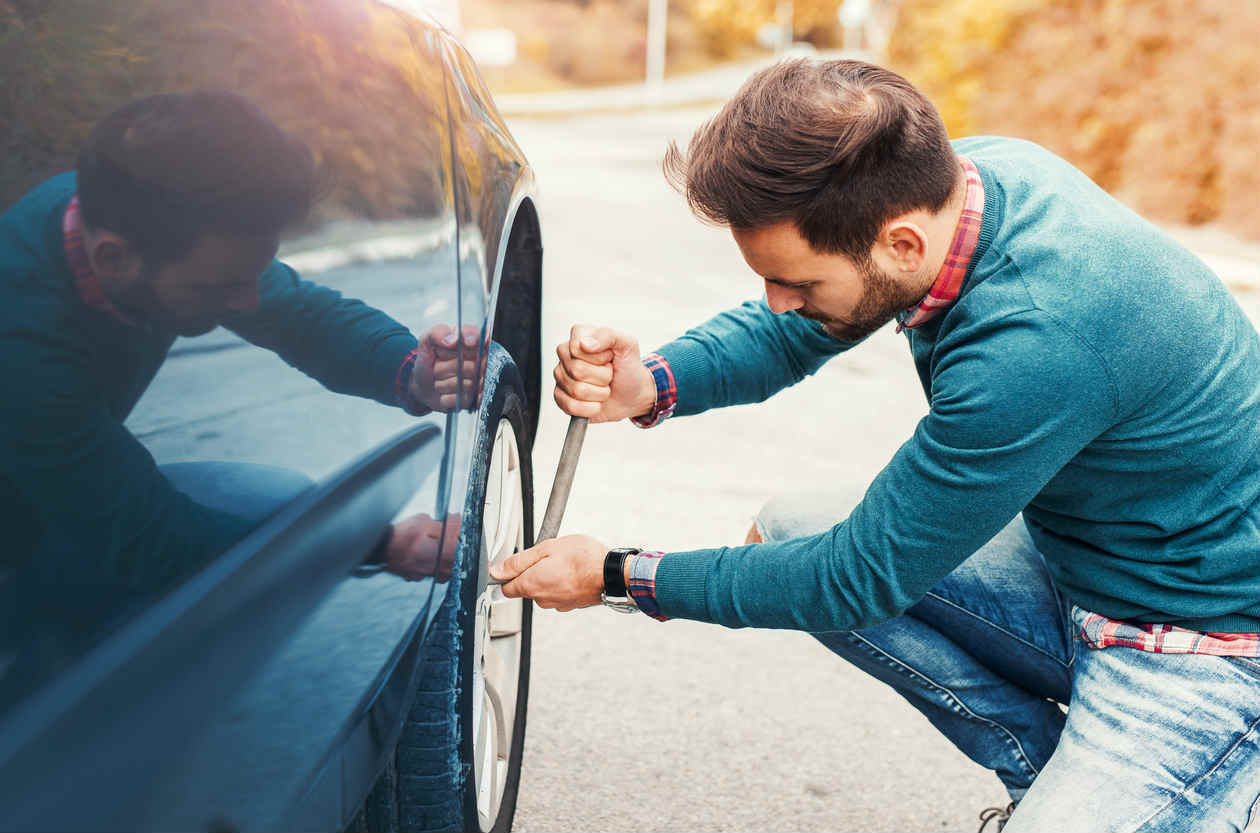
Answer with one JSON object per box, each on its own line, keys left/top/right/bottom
{"left": 471, "top": 418, "right": 526, "bottom": 830}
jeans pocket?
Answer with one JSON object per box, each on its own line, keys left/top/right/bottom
{"left": 1246, "top": 791, "right": 1260, "bottom": 833}
{"left": 1228, "top": 656, "right": 1260, "bottom": 682}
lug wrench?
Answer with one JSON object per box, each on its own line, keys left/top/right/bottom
{"left": 487, "top": 415, "right": 587, "bottom": 584}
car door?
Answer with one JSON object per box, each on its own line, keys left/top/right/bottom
{"left": 0, "top": 1, "right": 470, "bottom": 829}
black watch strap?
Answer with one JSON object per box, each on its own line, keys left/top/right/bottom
{"left": 604, "top": 547, "right": 639, "bottom": 597}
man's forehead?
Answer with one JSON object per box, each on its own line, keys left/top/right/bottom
{"left": 187, "top": 231, "right": 278, "bottom": 263}
{"left": 733, "top": 222, "right": 831, "bottom": 276}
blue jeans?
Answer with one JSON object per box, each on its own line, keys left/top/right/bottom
{"left": 757, "top": 491, "right": 1260, "bottom": 832}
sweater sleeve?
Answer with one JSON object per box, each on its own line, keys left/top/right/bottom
{"left": 654, "top": 298, "right": 862, "bottom": 417}
{"left": 225, "top": 260, "right": 419, "bottom": 407}
{"left": 652, "top": 309, "right": 1119, "bottom": 630}
{"left": 2, "top": 354, "right": 256, "bottom": 592}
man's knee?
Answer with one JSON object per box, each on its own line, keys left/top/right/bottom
{"left": 751, "top": 487, "right": 867, "bottom": 544}
{"left": 744, "top": 522, "right": 762, "bottom": 546}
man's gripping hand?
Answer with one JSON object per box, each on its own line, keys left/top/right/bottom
{"left": 553, "top": 325, "right": 656, "bottom": 423}
{"left": 490, "top": 534, "right": 609, "bottom": 611}
{"left": 410, "top": 323, "right": 484, "bottom": 412}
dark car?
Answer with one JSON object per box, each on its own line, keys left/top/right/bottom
{"left": 0, "top": 2, "right": 542, "bottom": 831}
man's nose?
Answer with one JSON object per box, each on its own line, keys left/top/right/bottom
{"left": 764, "top": 282, "right": 803, "bottom": 315}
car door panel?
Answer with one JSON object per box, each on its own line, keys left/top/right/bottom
{"left": 1, "top": 1, "right": 479, "bottom": 829}
{"left": 0, "top": 423, "right": 442, "bottom": 832}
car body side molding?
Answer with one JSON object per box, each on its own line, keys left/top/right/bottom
{"left": 0, "top": 422, "right": 443, "bottom": 833}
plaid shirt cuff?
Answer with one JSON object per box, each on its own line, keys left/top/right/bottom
{"left": 627, "top": 551, "right": 668, "bottom": 621}
{"left": 630, "top": 353, "right": 677, "bottom": 428}
{"left": 395, "top": 349, "right": 430, "bottom": 416}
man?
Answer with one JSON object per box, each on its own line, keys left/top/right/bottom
{"left": 0, "top": 91, "right": 470, "bottom": 652}
{"left": 491, "top": 60, "right": 1260, "bottom": 831}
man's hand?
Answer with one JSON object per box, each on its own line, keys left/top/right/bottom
{"left": 489, "top": 534, "right": 609, "bottom": 611}
{"left": 553, "top": 325, "right": 657, "bottom": 422}
{"left": 384, "top": 512, "right": 459, "bottom": 581}
{"left": 410, "top": 323, "right": 485, "bottom": 413}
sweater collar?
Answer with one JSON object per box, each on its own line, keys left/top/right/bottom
{"left": 895, "top": 156, "right": 985, "bottom": 332}
{"left": 63, "top": 195, "right": 137, "bottom": 327}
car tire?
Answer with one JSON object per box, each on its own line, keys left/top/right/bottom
{"left": 354, "top": 345, "right": 533, "bottom": 833}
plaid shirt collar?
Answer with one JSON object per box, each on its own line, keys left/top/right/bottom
{"left": 895, "top": 156, "right": 985, "bottom": 333}
{"left": 63, "top": 195, "right": 137, "bottom": 326}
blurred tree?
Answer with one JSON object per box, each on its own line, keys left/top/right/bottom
{"left": 888, "top": 0, "right": 1260, "bottom": 240}
{"left": 679, "top": 0, "right": 842, "bottom": 56}
{"left": 1, "top": 0, "right": 453, "bottom": 228}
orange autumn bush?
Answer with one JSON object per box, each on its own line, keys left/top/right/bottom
{"left": 888, "top": 0, "right": 1260, "bottom": 240}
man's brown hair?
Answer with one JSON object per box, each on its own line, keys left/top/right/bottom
{"left": 663, "top": 59, "right": 958, "bottom": 262}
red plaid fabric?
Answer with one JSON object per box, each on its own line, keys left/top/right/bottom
{"left": 1079, "top": 611, "right": 1260, "bottom": 656}
{"left": 630, "top": 352, "right": 677, "bottom": 428}
{"left": 63, "top": 195, "right": 135, "bottom": 326}
{"left": 895, "top": 157, "right": 984, "bottom": 332}
{"left": 394, "top": 348, "right": 430, "bottom": 415}
{"left": 627, "top": 550, "right": 668, "bottom": 621}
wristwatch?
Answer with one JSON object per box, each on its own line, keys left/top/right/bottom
{"left": 601, "top": 547, "right": 640, "bottom": 613}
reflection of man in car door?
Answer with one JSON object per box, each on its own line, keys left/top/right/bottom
{"left": 0, "top": 91, "right": 468, "bottom": 627}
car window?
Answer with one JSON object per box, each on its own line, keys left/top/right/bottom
{"left": 0, "top": 0, "right": 463, "bottom": 758}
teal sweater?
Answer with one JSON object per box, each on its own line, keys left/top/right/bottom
{"left": 653, "top": 137, "right": 1260, "bottom": 634}
{"left": 0, "top": 173, "right": 417, "bottom": 589}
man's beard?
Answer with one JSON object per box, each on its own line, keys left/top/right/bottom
{"left": 108, "top": 264, "right": 216, "bottom": 336}
{"left": 808, "top": 256, "right": 932, "bottom": 342}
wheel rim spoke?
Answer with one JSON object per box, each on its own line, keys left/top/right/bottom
{"left": 488, "top": 592, "right": 523, "bottom": 638}
{"left": 485, "top": 425, "right": 524, "bottom": 571}
{"left": 473, "top": 684, "right": 490, "bottom": 800}
{"left": 471, "top": 418, "right": 525, "bottom": 829}
{"left": 494, "top": 461, "right": 521, "bottom": 560}
{"left": 479, "top": 687, "right": 502, "bottom": 824}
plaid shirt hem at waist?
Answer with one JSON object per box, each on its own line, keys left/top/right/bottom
{"left": 630, "top": 353, "right": 677, "bottom": 428}
{"left": 1077, "top": 607, "right": 1260, "bottom": 656}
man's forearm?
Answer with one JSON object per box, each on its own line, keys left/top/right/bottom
{"left": 651, "top": 299, "right": 855, "bottom": 418}
{"left": 228, "top": 260, "right": 418, "bottom": 408}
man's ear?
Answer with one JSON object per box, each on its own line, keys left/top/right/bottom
{"left": 85, "top": 229, "right": 143, "bottom": 287}
{"left": 877, "top": 219, "right": 929, "bottom": 274}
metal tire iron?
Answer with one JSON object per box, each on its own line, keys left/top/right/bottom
{"left": 487, "top": 415, "right": 587, "bottom": 585}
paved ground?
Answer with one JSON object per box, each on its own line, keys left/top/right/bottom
{"left": 504, "top": 106, "right": 1260, "bottom": 832}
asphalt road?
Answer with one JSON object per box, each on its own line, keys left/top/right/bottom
{"left": 504, "top": 107, "right": 1260, "bottom": 833}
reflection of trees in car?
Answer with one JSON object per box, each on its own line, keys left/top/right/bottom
{"left": 446, "top": 42, "right": 528, "bottom": 290}
{"left": 1, "top": 0, "right": 450, "bottom": 229}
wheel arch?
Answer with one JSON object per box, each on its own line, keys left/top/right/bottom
{"left": 486, "top": 188, "right": 543, "bottom": 447}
